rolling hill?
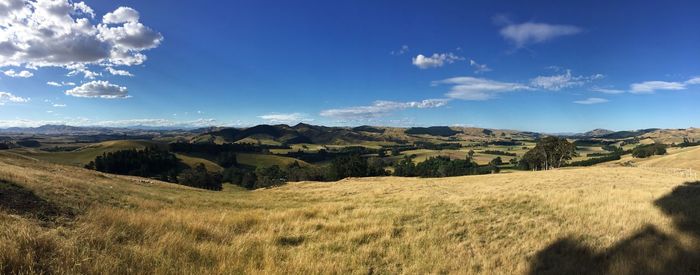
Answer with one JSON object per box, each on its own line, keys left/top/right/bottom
{"left": 1, "top": 151, "right": 698, "bottom": 274}
{"left": 9, "top": 140, "right": 222, "bottom": 171}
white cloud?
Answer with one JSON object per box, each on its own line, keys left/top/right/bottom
{"left": 573, "top": 97, "right": 608, "bottom": 105}
{"left": 630, "top": 81, "right": 686, "bottom": 94}
{"left": 590, "top": 87, "right": 625, "bottom": 94}
{"left": 0, "top": 0, "right": 162, "bottom": 79}
{"left": 530, "top": 70, "right": 603, "bottom": 91}
{"left": 433, "top": 76, "right": 530, "bottom": 100}
{"left": 628, "top": 76, "right": 700, "bottom": 94}
{"left": 685, "top": 77, "right": 700, "bottom": 85}
{"left": 390, "top": 45, "right": 409, "bottom": 55}
{"left": 106, "top": 66, "right": 133, "bottom": 76}
{"left": 0, "top": 91, "right": 29, "bottom": 105}
{"left": 3, "top": 69, "right": 33, "bottom": 78}
{"left": 500, "top": 22, "right": 582, "bottom": 47}
{"left": 46, "top": 81, "right": 75, "bottom": 87}
{"left": 469, "top": 60, "right": 492, "bottom": 74}
{"left": 102, "top": 7, "right": 139, "bottom": 24}
{"left": 412, "top": 53, "right": 464, "bottom": 69}
{"left": 320, "top": 99, "right": 449, "bottom": 119}
{"left": 52, "top": 103, "right": 66, "bottom": 107}
{"left": 258, "top": 113, "right": 314, "bottom": 124}
{"left": 65, "top": 80, "right": 129, "bottom": 99}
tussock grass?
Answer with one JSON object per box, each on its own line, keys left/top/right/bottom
{"left": 1, "top": 151, "right": 698, "bottom": 274}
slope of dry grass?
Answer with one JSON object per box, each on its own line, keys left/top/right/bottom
{"left": 1, "top": 150, "right": 699, "bottom": 274}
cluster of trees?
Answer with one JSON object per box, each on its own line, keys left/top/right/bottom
{"left": 85, "top": 147, "right": 180, "bottom": 181}
{"left": 178, "top": 163, "right": 222, "bottom": 190}
{"left": 85, "top": 147, "right": 223, "bottom": 190}
{"left": 567, "top": 154, "right": 622, "bottom": 167}
{"left": 679, "top": 138, "right": 700, "bottom": 148}
{"left": 16, "top": 140, "right": 41, "bottom": 147}
{"left": 632, "top": 143, "right": 667, "bottom": 158}
{"left": 519, "top": 137, "right": 577, "bottom": 170}
{"left": 223, "top": 155, "right": 388, "bottom": 189}
{"left": 393, "top": 156, "right": 495, "bottom": 177}
{"left": 482, "top": 150, "right": 517, "bottom": 157}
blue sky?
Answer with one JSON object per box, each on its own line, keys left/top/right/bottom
{"left": 0, "top": 0, "right": 699, "bottom": 132}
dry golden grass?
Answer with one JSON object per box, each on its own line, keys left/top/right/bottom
{"left": 1, "top": 150, "right": 699, "bottom": 274}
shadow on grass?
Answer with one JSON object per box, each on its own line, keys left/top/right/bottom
{"left": 529, "top": 181, "right": 700, "bottom": 275}
{"left": 0, "top": 180, "right": 65, "bottom": 223}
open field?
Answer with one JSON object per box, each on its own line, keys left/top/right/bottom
{"left": 1, "top": 151, "right": 699, "bottom": 274}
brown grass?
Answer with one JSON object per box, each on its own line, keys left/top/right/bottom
{"left": 1, "top": 150, "right": 699, "bottom": 274}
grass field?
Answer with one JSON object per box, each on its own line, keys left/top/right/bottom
{"left": 1, "top": 149, "right": 699, "bottom": 274}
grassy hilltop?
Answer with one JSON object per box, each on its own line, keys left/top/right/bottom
{"left": 2, "top": 149, "right": 699, "bottom": 274}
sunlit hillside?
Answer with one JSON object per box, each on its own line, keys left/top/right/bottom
{"left": 1, "top": 151, "right": 698, "bottom": 274}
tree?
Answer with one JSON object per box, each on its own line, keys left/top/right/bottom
{"left": 519, "top": 137, "right": 576, "bottom": 170}
{"left": 467, "top": 150, "right": 475, "bottom": 160}
{"left": 393, "top": 156, "right": 416, "bottom": 176}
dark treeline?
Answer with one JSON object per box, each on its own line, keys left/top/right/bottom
{"left": 632, "top": 143, "right": 667, "bottom": 158}
{"left": 679, "top": 138, "right": 700, "bottom": 148}
{"left": 16, "top": 139, "right": 41, "bottom": 147}
{"left": 567, "top": 154, "right": 622, "bottom": 167}
{"left": 85, "top": 147, "right": 180, "bottom": 181}
{"left": 85, "top": 147, "right": 223, "bottom": 190}
{"left": 222, "top": 155, "right": 388, "bottom": 189}
{"left": 283, "top": 146, "right": 380, "bottom": 163}
{"left": 484, "top": 140, "right": 523, "bottom": 146}
{"left": 482, "top": 150, "right": 517, "bottom": 156}
{"left": 393, "top": 156, "right": 496, "bottom": 177}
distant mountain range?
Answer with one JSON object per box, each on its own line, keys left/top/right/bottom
{"left": 1, "top": 124, "right": 697, "bottom": 145}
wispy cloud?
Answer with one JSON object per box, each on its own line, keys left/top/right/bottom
{"left": 530, "top": 70, "right": 603, "bottom": 91}
{"left": 390, "top": 45, "right": 410, "bottom": 55}
{"left": 433, "top": 77, "right": 530, "bottom": 100}
{"left": 258, "top": 113, "right": 314, "bottom": 124}
{"left": 320, "top": 99, "right": 449, "bottom": 119}
{"left": 630, "top": 81, "right": 686, "bottom": 94}
{"left": 573, "top": 97, "right": 608, "bottom": 105}
{"left": 500, "top": 22, "right": 582, "bottom": 47}
{"left": 412, "top": 53, "right": 464, "bottom": 69}
{"left": 591, "top": 87, "right": 625, "bottom": 94}
{"left": 0, "top": 91, "right": 30, "bottom": 105}
{"left": 47, "top": 81, "right": 76, "bottom": 87}
{"left": 469, "top": 60, "right": 492, "bottom": 74}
